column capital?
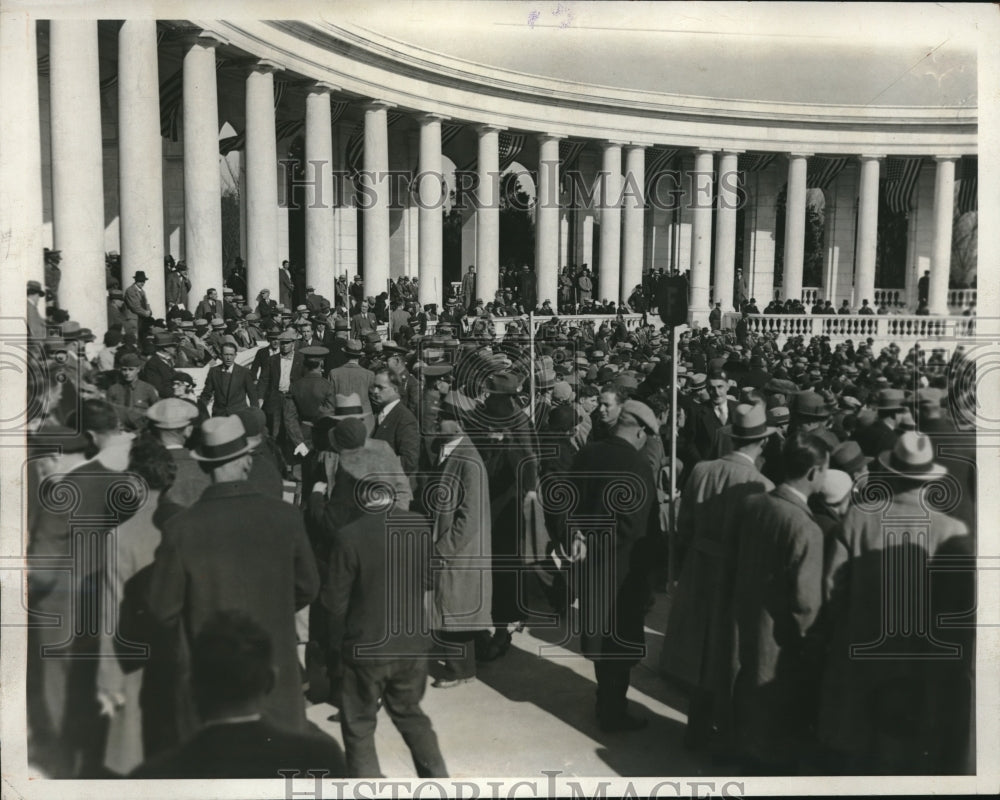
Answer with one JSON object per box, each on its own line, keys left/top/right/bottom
{"left": 415, "top": 111, "right": 450, "bottom": 124}
{"left": 625, "top": 142, "right": 653, "bottom": 150}
{"left": 693, "top": 147, "right": 717, "bottom": 156}
{"left": 602, "top": 139, "right": 628, "bottom": 149}
{"left": 787, "top": 152, "right": 813, "bottom": 160}
{"left": 473, "top": 122, "right": 506, "bottom": 134}
{"left": 362, "top": 99, "right": 397, "bottom": 112}
{"left": 718, "top": 148, "right": 745, "bottom": 156}
{"left": 934, "top": 154, "right": 959, "bottom": 163}
{"left": 307, "top": 80, "right": 341, "bottom": 95}
{"left": 859, "top": 154, "right": 885, "bottom": 161}
{"left": 175, "top": 27, "right": 228, "bottom": 49}
{"left": 537, "top": 132, "right": 566, "bottom": 144}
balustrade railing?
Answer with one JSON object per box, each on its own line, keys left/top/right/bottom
{"left": 801, "top": 287, "right": 820, "bottom": 306}
{"left": 742, "top": 313, "right": 974, "bottom": 344}
{"left": 948, "top": 288, "right": 977, "bottom": 311}
{"left": 873, "top": 288, "right": 907, "bottom": 308}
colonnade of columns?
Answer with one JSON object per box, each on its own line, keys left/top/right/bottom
{"left": 0, "top": 18, "right": 967, "bottom": 335}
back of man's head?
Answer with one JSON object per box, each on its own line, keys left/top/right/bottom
{"left": 192, "top": 610, "right": 274, "bottom": 721}
{"left": 782, "top": 431, "right": 830, "bottom": 481}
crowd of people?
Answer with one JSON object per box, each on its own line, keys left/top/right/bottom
{"left": 23, "top": 246, "right": 977, "bottom": 780}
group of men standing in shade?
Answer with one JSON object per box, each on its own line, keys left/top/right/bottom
{"left": 23, "top": 248, "right": 976, "bottom": 779}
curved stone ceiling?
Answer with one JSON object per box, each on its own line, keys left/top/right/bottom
{"left": 325, "top": 1, "right": 976, "bottom": 109}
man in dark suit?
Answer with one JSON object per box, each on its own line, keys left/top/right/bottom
{"left": 139, "top": 332, "right": 179, "bottom": 398}
{"left": 279, "top": 260, "right": 294, "bottom": 308}
{"left": 124, "top": 271, "right": 153, "bottom": 339}
{"left": 199, "top": 341, "right": 259, "bottom": 416}
{"left": 370, "top": 368, "right": 421, "bottom": 477}
{"left": 258, "top": 330, "right": 304, "bottom": 438}
{"left": 132, "top": 611, "right": 343, "bottom": 778}
{"left": 284, "top": 346, "right": 336, "bottom": 455}
{"left": 323, "top": 477, "right": 447, "bottom": 778}
{"left": 854, "top": 388, "right": 904, "bottom": 458}
{"left": 684, "top": 371, "right": 739, "bottom": 465}
{"left": 147, "top": 417, "right": 320, "bottom": 743}
{"left": 350, "top": 299, "right": 378, "bottom": 340}
{"left": 251, "top": 328, "right": 280, "bottom": 382}
{"left": 572, "top": 400, "right": 659, "bottom": 731}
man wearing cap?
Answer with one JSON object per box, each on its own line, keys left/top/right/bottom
{"left": 200, "top": 342, "right": 259, "bottom": 417}
{"left": 571, "top": 398, "right": 659, "bottom": 730}
{"left": 278, "top": 260, "right": 295, "bottom": 308}
{"left": 124, "top": 271, "right": 153, "bottom": 339}
{"left": 730, "top": 432, "right": 830, "bottom": 773}
{"left": 106, "top": 353, "right": 160, "bottom": 429}
{"left": 258, "top": 330, "right": 305, "bottom": 436}
{"left": 146, "top": 398, "right": 210, "bottom": 508}
{"left": 663, "top": 403, "right": 776, "bottom": 751}
{"left": 819, "top": 432, "right": 970, "bottom": 774}
{"left": 284, "top": 346, "right": 336, "bottom": 456}
{"left": 327, "top": 340, "right": 375, "bottom": 434}
{"left": 148, "top": 415, "right": 320, "bottom": 742}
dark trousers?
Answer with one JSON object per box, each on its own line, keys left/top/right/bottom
{"left": 593, "top": 659, "right": 633, "bottom": 722}
{"left": 340, "top": 658, "right": 447, "bottom": 779}
{"left": 435, "top": 630, "right": 477, "bottom": 680}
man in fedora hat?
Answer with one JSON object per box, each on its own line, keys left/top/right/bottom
{"left": 148, "top": 415, "right": 320, "bottom": 743}
{"left": 106, "top": 352, "right": 160, "bottom": 430}
{"left": 350, "top": 299, "right": 378, "bottom": 340}
{"left": 258, "top": 330, "right": 305, "bottom": 437}
{"left": 139, "top": 332, "right": 179, "bottom": 398}
{"left": 663, "top": 403, "right": 776, "bottom": 752}
{"left": 124, "top": 271, "right": 153, "bottom": 339}
{"left": 165, "top": 261, "right": 190, "bottom": 311}
{"left": 819, "top": 431, "right": 970, "bottom": 774}
{"left": 571, "top": 398, "right": 658, "bottom": 731}
{"left": 200, "top": 341, "right": 259, "bottom": 417}
{"left": 730, "top": 432, "right": 830, "bottom": 773}
{"left": 327, "top": 340, "right": 375, "bottom": 434}
{"left": 278, "top": 260, "right": 295, "bottom": 309}
{"left": 147, "top": 397, "right": 210, "bottom": 508}
{"left": 854, "top": 387, "right": 905, "bottom": 458}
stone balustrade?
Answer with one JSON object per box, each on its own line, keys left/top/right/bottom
{"left": 948, "top": 288, "right": 977, "bottom": 311}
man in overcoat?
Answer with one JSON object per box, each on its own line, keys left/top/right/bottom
{"left": 661, "top": 403, "right": 776, "bottom": 751}
{"left": 571, "top": 400, "right": 659, "bottom": 731}
{"left": 147, "top": 416, "right": 320, "bottom": 741}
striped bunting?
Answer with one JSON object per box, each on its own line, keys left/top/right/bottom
{"left": 558, "top": 139, "right": 587, "bottom": 191}
{"left": 956, "top": 155, "right": 977, "bottom": 214}
{"left": 806, "top": 156, "right": 849, "bottom": 190}
{"left": 737, "top": 153, "right": 777, "bottom": 173}
{"left": 644, "top": 147, "right": 677, "bottom": 198}
{"left": 330, "top": 99, "right": 349, "bottom": 128}
{"left": 498, "top": 131, "right": 526, "bottom": 171}
{"left": 345, "top": 111, "right": 404, "bottom": 177}
{"left": 441, "top": 122, "right": 465, "bottom": 151}
{"left": 882, "top": 156, "right": 923, "bottom": 214}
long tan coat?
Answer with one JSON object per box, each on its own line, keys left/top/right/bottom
{"left": 432, "top": 437, "right": 493, "bottom": 632}
{"left": 661, "top": 452, "right": 774, "bottom": 692}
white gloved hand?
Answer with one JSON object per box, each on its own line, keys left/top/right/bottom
{"left": 293, "top": 442, "right": 309, "bottom": 458}
{"left": 311, "top": 482, "right": 328, "bottom": 495}
{"left": 97, "top": 689, "right": 125, "bottom": 718}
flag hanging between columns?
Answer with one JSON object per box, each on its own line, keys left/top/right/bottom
{"left": 737, "top": 153, "right": 778, "bottom": 173}
{"left": 644, "top": 147, "right": 678, "bottom": 199}
{"left": 806, "top": 156, "right": 849, "bottom": 190}
{"left": 218, "top": 81, "right": 302, "bottom": 155}
{"left": 882, "top": 156, "right": 924, "bottom": 214}
{"left": 459, "top": 131, "right": 526, "bottom": 173}
{"left": 956, "top": 155, "right": 977, "bottom": 214}
{"left": 558, "top": 139, "right": 587, "bottom": 191}
{"left": 440, "top": 122, "right": 465, "bottom": 152}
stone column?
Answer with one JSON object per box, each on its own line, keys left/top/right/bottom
{"left": 714, "top": 150, "right": 741, "bottom": 312}
{"left": 782, "top": 153, "right": 810, "bottom": 305}
{"left": 621, "top": 144, "right": 646, "bottom": 306}
{"left": 304, "top": 83, "right": 337, "bottom": 303}
{"left": 417, "top": 113, "right": 446, "bottom": 307}
{"left": 535, "top": 134, "right": 563, "bottom": 307}
{"left": 118, "top": 20, "right": 165, "bottom": 318}
{"left": 362, "top": 101, "right": 393, "bottom": 299}
{"left": 475, "top": 125, "right": 502, "bottom": 306}
{"left": 0, "top": 11, "right": 45, "bottom": 294}
{"left": 182, "top": 33, "right": 225, "bottom": 309}
{"left": 689, "top": 148, "right": 715, "bottom": 323}
{"left": 929, "top": 156, "right": 956, "bottom": 315}
{"left": 49, "top": 20, "right": 106, "bottom": 332}
{"left": 598, "top": 141, "right": 623, "bottom": 304}
{"left": 245, "top": 61, "right": 279, "bottom": 303}
{"left": 855, "top": 155, "right": 881, "bottom": 309}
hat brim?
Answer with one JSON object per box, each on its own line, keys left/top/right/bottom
{"left": 191, "top": 440, "right": 255, "bottom": 463}
{"left": 875, "top": 451, "right": 948, "bottom": 481}
{"left": 729, "top": 424, "right": 778, "bottom": 442}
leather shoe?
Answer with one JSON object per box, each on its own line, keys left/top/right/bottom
{"left": 432, "top": 677, "right": 475, "bottom": 689}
